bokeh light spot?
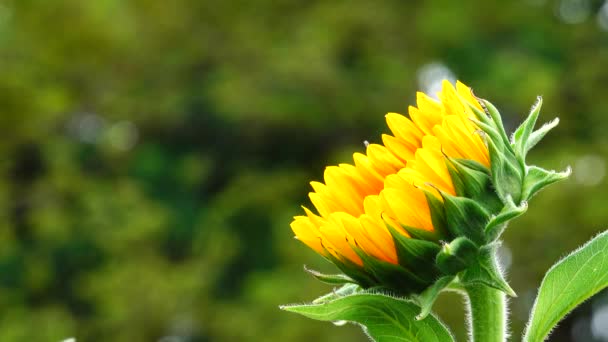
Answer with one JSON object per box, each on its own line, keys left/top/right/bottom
{"left": 556, "top": 0, "right": 591, "bottom": 24}
{"left": 107, "top": 121, "right": 139, "bottom": 151}
{"left": 592, "top": 304, "right": 608, "bottom": 340}
{"left": 597, "top": 1, "right": 608, "bottom": 31}
{"left": 497, "top": 244, "right": 512, "bottom": 271}
{"left": 67, "top": 113, "right": 106, "bottom": 144}
{"left": 416, "top": 62, "right": 456, "bottom": 100}
{"left": 573, "top": 154, "right": 606, "bottom": 187}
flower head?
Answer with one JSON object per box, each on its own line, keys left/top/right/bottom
{"left": 291, "top": 80, "right": 569, "bottom": 296}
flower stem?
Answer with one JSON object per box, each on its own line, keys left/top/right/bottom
{"left": 465, "top": 283, "right": 507, "bottom": 342}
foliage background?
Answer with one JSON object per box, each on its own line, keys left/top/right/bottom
{"left": 0, "top": 0, "right": 607, "bottom": 341}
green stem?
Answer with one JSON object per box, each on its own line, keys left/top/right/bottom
{"left": 464, "top": 283, "right": 507, "bottom": 342}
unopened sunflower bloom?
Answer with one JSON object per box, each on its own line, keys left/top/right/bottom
{"left": 291, "top": 80, "right": 569, "bottom": 299}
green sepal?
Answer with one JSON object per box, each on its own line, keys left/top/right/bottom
{"left": 446, "top": 157, "right": 503, "bottom": 213}
{"left": 485, "top": 195, "right": 528, "bottom": 242}
{"left": 469, "top": 102, "right": 525, "bottom": 204}
{"left": 459, "top": 244, "right": 516, "bottom": 297}
{"left": 441, "top": 192, "right": 490, "bottom": 245}
{"left": 446, "top": 162, "right": 467, "bottom": 199}
{"left": 399, "top": 223, "right": 442, "bottom": 242}
{"left": 304, "top": 265, "right": 357, "bottom": 286}
{"left": 325, "top": 252, "right": 376, "bottom": 288}
{"left": 470, "top": 118, "right": 504, "bottom": 148}
{"left": 422, "top": 189, "right": 450, "bottom": 240}
{"left": 480, "top": 99, "right": 513, "bottom": 151}
{"left": 486, "top": 135, "right": 524, "bottom": 204}
{"left": 512, "top": 96, "right": 542, "bottom": 159}
{"left": 521, "top": 165, "right": 571, "bottom": 201}
{"left": 381, "top": 213, "right": 442, "bottom": 242}
{"left": 354, "top": 246, "right": 429, "bottom": 295}
{"left": 413, "top": 275, "right": 456, "bottom": 320}
{"left": 387, "top": 225, "right": 442, "bottom": 283}
{"left": 466, "top": 99, "right": 494, "bottom": 127}
{"left": 453, "top": 158, "right": 490, "bottom": 174}
{"left": 312, "top": 283, "right": 361, "bottom": 304}
{"left": 436, "top": 237, "right": 479, "bottom": 275}
{"left": 525, "top": 117, "right": 560, "bottom": 155}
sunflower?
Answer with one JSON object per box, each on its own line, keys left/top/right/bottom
{"left": 290, "top": 80, "right": 568, "bottom": 295}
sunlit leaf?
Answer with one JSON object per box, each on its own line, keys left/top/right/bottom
{"left": 524, "top": 230, "right": 608, "bottom": 342}
{"left": 281, "top": 293, "right": 454, "bottom": 342}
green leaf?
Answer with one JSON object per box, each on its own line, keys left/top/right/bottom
{"left": 281, "top": 293, "right": 455, "bottom": 342}
{"left": 524, "top": 230, "right": 608, "bottom": 342}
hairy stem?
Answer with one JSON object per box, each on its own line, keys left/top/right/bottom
{"left": 465, "top": 283, "right": 507, "bottom": 342}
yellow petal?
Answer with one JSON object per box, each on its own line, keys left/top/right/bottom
{"left": 456, "top": 80, "right": 483, "bottom": 111}
{"left": 320, "top": 215, "right": 362, "bottom": 265}
{"left": 385, "top": 112, "right": 423, "bottom": 147}
{"left": 409, "top": 92, "right": 444, "bottom": 135}
{"left": 439, "top": 80, "right": 468, "bottom": 119}
{"left": 433, "top": 115, "right": 489, "bottom": 166}
{"left": 359, "top": 214, "right": 398, "bottom": 263}
{"left": 334, "top": 213, "right": 395, "bottom": 264}
{"left": 366, "top": 143, "right": 405, "bottom": 177}
{"left": 382, "top": 134, "right": 415, "bottom": 163}
{"left": 363, "top": 195, "right": 383, "bottom": 218}
{"left": 397, "top": 136, "right": 455, "bottom": 196}
{"left": 353, "top": 152, "right": 384, "bottom": 190}
{"left": 380, "top": 186, "right": 433, "bottom": 232}
{"left": 291, "top": 216, "right": 325, "bottom": 255}
{"left": 323, "top": 166, "right": 365, "bottom": 215}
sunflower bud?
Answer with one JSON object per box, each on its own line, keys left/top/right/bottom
{"left": 290, "top": 80, "right": 568, "bottom": 307}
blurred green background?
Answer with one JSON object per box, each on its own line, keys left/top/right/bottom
{"left": 0, "top": 0, "right": 607, "bottom": 341}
